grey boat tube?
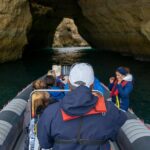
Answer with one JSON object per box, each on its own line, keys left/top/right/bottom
{"left": 0, "top": 83, "right": 33, "bottom": 150}
{"left": 117, "top": 110, "right": 150, "bottom": 150}
{"left": 103, "top": 83, "right": 150, "bottom": 150}
{"left": 0, "top": 75, "right": 46, "bottom": 150}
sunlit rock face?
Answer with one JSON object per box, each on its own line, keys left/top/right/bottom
{"left": 53, "top": 18, "right": 88, "bottom": 47}
{"left": 0, "top": 0, "right": 32, "bottom": 63}
{"left": 1, "top": 0, "right": 150, "bottom": 62}
{"left": 78, "top": 0, "right": 150, "bottom": 60}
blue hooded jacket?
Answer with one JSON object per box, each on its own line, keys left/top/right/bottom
{"left": 108, "top": 74, "right": 133, "bottom": 111}
{"left": 48, "top": 86, "right": 65, "bottom": 101}
{"left": 93, "top": 77, "right": 104, "bottom": 95}
{"left": 37, "top": 86, "right": 127, "bottom": 150}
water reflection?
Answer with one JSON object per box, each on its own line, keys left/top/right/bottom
{"left": 51, "top": 48, "right": 89, "bottom": 64}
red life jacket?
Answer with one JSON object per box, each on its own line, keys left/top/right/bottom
{"left": 110, "top": 80, "right": 127, "bottom": 97}
{"left": 61, "top": 95, "right": 107, "bottom": 121}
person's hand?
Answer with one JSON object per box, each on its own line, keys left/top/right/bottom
{"left": 117, "top": 77, "right": 123, "bottom": 84}
{"left": 109, "top": 77, "right": 115, "bottom": 83}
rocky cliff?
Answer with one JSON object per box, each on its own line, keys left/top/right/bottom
{"left": 0, "top": 0, "right": 32, "bottom": 63}
{"left": 1, "top": 0, "right": 150, "bottom": 62}
{"left": 78, "top": 0, "right": 150, "bottom": 60}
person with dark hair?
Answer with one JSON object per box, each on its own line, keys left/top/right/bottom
{"left": 32, "top": 79, "right": 47, "bottom": 90}
{"left": 37, "top": 63, "right": 127, "bottom": 150}
{"left": 47, "top": 69, "right": 65, "bottom": 89}
{"left": 45, "top": 75, "right": 65, "bottom": 101}
{"left": 109, "top": 66, "right": 133, "bottom": 111}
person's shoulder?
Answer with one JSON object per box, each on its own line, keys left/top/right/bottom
{"left": 43, "top": 102, "right": 60, "bottom": 116}
{"left": 106, "top": 100, "right": 127, "bottom": 114}
{"left": 127, "top": 81, "right": 133, "bottom": 85}
{"left": 105, "top": 100, "right": 115, "bottom": 110}
{"left": 47, "top": 101, "right": 60, "bottom": 109}
{"left": 105, "top": 100, "right": 120, "bottom": 113}
{"left": 125, "top": 81, "right": 133, "bottom": 88}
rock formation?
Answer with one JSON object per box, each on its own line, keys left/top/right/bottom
{"left": 53, "top": 18, "right": 88, "bottom": 47}
{"left": 0, "top": 0, "right": 32, "bottom": 63}
{"left": 1, "top": 0, "right": 150, "bottom": 62}
{"left": 78, "top": 0, "right": 150, "bottom": 60}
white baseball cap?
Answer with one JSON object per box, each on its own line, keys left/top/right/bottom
{"left": 69, "top": 63, "right": 94, "bottom": 88}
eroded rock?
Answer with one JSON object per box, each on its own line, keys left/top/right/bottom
{"left": 78, "top": 0, "right": 150, "bottom": 59}
{"left": 53, "top": 18, "right": 88, "bottom": 47}
{"left": 0, "top": 0, "right": 32, "bottom": 62}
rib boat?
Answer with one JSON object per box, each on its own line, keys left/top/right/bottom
{"left": 0, "top": 66, "right": 150, "bottom": 150}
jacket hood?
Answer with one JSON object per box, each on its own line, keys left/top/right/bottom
{"left": 123, "top": 74, "right": 133, "bottom": 82}
{"left": 60, "top": 86, "right": 98, "bottom": 116}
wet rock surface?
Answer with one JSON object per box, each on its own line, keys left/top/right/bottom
{"left": 1, "top": 0, "right": 150, "bottom": 62}
{"left": 0, "top": 0, "right": 32, "bottom": 62}
{"left": 78, "top": 0, "right": 150, "bottom": 60}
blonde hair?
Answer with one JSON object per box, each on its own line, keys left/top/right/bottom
{"left": 31, "top": 91, "right": 50, "bottom": 117}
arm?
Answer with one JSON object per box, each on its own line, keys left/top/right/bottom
{"left": 117, "top": 82, "right": 133, "bottom": 97}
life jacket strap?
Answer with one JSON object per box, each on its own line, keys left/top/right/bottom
{"left": 55, "top": 117, "right": 107, "bottom": 145}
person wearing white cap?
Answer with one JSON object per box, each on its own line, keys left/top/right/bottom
{"left": 69, "top": 63, "right": 94, "bottom": 88}
{"left": 64, "top": 63, "right": 104, "bottom": 95}
{"left": 38, "top": 63, "right": 127, "bottom": 150}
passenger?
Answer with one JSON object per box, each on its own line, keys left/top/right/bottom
{"left": 56, "top": 76, "right": 65, "bottom": 89}
{"left": 108, "top": 66, "right": 133, "bottom": 111}
{"left": 24, "top": 79, "right": 49, "bottom": 128}
{"left": 37, "top": 63, "right": 127, "bottom": 150}
{"left": 32, "top": 79, "right": 54, "bottom": 117}
{"left": 32, "top": 79, "right": 47, "bottom": 90}
{"left": 62, "top": 64, "right": 103, "bottom": 95}
{"left": 47, "top": 70, "right": 65, "bottom": 89}
{"left": 31, "top": 91, "right": 51, "bottom": 117}
{"left": 45, "top": 75, "right": 65, "bottom": 101}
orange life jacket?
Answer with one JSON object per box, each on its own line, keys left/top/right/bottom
{"left": 61, "top": 95, "right": 107, "bottom": 121}
{"left": 110, "top": 80, "right": 127, "bottom": 97}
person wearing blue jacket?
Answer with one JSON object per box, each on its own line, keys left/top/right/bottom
{"left": 109, "top": 66, "right": 133, "bottom": 111}
{"left": 38, "top": 63, "right": 127, "bottom": 150}
{"left": 45, "top": 75, "right": 65, "bottom": 101}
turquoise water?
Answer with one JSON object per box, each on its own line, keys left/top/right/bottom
{"left": 0, "top": 48, "right": 150, "bottom": 123}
